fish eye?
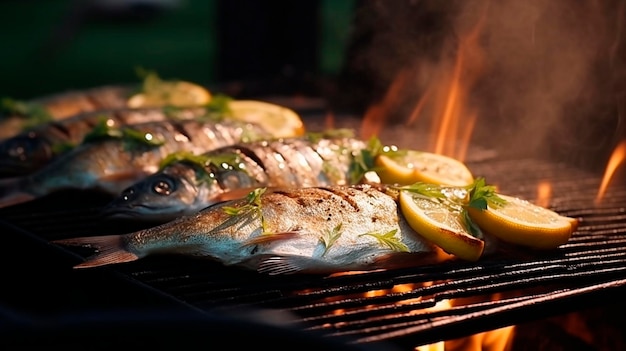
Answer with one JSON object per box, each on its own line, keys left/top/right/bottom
{"left": 152, "top": 176, "right": 176, "bottom": 196}
{"left": 5, "top": 136, "right": 42, "bottom": 161}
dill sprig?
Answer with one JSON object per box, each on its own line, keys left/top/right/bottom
{"left": 223, "top": 188, "right": 267, "bottom": 232}
{"left": 360, "top": 229, "right": 409, "bottom": 252}
{"left": 319, "top": 223, "right": 343, "bottom": 256}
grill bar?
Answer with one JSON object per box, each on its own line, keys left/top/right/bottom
{"left": 2, "top": 153, "right": 626, "bottom": 349}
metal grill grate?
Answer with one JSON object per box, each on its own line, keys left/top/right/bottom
{"left": 2, "top": 154, "right": 625, "bottom": 349}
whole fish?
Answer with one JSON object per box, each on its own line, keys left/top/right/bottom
{"left": 0, "top": 106, "right": 209, "bottom": 177}
{"left": 54, "top": 184, "right": 441, "bottom": 275}
{"left": 103, "top": 136, "right": 368, "bottom": 222}
{"left": 0, "top": 117, "right": 284, "bottom": 209}
{"left": 0, "top": 85, "right": 135, "bottom": 140}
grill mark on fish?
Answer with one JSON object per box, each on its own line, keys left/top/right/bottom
{"left": 317, "top": 186, "right": 361, "bottom": 211}
{"left": 171, "top": 119, "right": 193, "bottom": 142}
{"left": 237, "top": 145, "right": 267, "bottom": 172}
{"left": 47, "top": 121, "right": 71, "bottom": 139}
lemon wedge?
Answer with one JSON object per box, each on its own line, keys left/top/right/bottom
{"left": 127, "top": 81, "right": 212, "bottom": 108}
{"left": 376, "top": 150, "right": 474, "bottom": 187}
{"left": 227, "top": 100, "right": 306, "bottom": 138}
{"left": 399, "top": 190, "right": 484, "bottom": 261}
{"left": 467, "top": 194, "right": 575, "bottom": 249}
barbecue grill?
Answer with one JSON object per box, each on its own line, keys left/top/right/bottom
{"left": 1, "top": 110, "right": 625, "bottom": 350}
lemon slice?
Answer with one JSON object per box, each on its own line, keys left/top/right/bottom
{"left": 228, "top": 100, "right": 306, "bottom": 138}
{"left": 375, "top": 150, "right": 474, "bottom": 187}
{"left": 127, "top": 81, "right": 212, "bottom": 108}
{"left": 467, "top": 194, "right": 575, "bottom": 249}
{"left": 399, "top": 190, "right": 484, "bottom": 261}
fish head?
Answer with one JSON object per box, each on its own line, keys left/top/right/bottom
{"left": 101, "top": 165, "right": 202, "bottom": 222}
{"left": 0, "top": 132, "right": 53, "bottom": 176}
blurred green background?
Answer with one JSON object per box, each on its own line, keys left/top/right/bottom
{"left": 0, "top": 0, "right": 355, "bottom": 99}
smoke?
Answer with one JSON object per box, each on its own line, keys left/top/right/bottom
{"left": 340, "top": 0, "right": 626, "bottom": 169}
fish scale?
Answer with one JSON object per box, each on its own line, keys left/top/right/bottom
{"left": 54, "top": 184, "right": 440, "bottom": 275}
{"left": 0, "top": 107, "right": 211, "bottom": 176}
{"left": 102, "top": 136, "right": 369, "bottom": 223}
{"left": 0, "top": 117, "right": 278, "bottom": 209}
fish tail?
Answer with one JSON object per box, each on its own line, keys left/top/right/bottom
{"left": 53, "top": 234, "right": 139, "bottom": 269}
{"left": 0, "top": 176, "right": 35, "bottom": 209}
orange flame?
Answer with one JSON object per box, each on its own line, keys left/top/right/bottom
{"left": 359, "top": 4, "right": 488, "bottom": 162}
{"left": 595, "top": 140, "right": 626, "bottom": 204}
{"left": 536, "top": 181, "right": 552, "bottom": 208}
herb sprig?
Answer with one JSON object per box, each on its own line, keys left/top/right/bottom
{"left": 82, "top": 117, "right": 164, "bottom": 150}
{"left": 396, "top": 177, "right": 507, "bottom": 239}
{"left": 348, "top": 136, "right": 406, "bottom": 184}
{"left": 360, "top": 229, "right": 409, "bottom": 252}
{"left": 223, "top": 187, "right": 267, "bottom": 232}
{"left": 319, "top": 223, "right": 343, "bottom": 256}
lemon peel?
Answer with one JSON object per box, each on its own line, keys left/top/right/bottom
{"left": 467, "top": 194, "right": 575, "bottom": 249}
{"left": 376, "top": 150, "right": 474, "bottom": 187}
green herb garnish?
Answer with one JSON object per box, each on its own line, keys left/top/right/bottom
{"left": 394, "top": 177, "right": 506, "bottom": 239}
{"left": 82, "top": 117, "right": 164, "bottom": 150}
{"left": 0, "top": 97, "right": 54, "bottom": 127}
{"left": 466, "top": 177, "right": 507, "bottom": 210}
{"left": 223, "top": 187, "right": 267, "bottom": 232}
{"left": 319, "top": 223, "right": 343, "bottom": 256}
{"left": 159, "top": 151, "right": 246, "bottom": 186}
{"left": 360, "top": 229, "right": 409, "bottom": 252}
{"left": 348, "top": 136, "right": 406, "bottom": 184}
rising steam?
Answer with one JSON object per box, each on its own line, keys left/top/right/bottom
{"left": 340, "top": 0, "right": 626, "bottom": 170}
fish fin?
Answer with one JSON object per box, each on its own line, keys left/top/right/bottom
{"left": 257, "top": 256, "right": 343, "bottom": 275}
{"left": 0, "top": 176, "right": 34, "bottom": 208}
{"left": 241, "top": 231, "right": 300, "bottom": 246}
{"left": 53, "top": 235, "right": 139, "bottom": 269}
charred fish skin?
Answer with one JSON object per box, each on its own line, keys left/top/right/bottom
{"left": 55, "top": 184, "right": 438, "bottom": 275}
{"left": 103, "top": 137, "right": 368, "bottom": 222}
{"left": 0, "top": 85, "right": 135, "bottom": 140}
{"left": 0, "top": 107, "right": 210, "bottom": 177}
{"left": 0, "top": 118, "right": 276, "bottom": 209}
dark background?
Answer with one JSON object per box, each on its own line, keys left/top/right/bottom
{"left": 0, "top": 0, "right": 355, "bottom": 100}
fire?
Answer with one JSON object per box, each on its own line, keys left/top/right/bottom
{"left": 536, "top": 181, "right": 552, "bottom": 208}
{"left": 359, "top": 4, "right": 487, "bottom": 163}
{"left": 595, "top": 140, "right": 626, "bottom": 204}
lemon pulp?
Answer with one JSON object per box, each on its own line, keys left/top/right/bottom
{"left": 399, "top": 190, "right": 484, "bottom": 261}
{"left": 127, "top": 81, "right": 211, "bottom": 108}
{"left": 468, "top": 194, "right": 575, "bottom": 249}
{"left": 376, "top": 150, "right": 474, "bottom": 187}
{"left": 227, "top": 100, "right": 305, "bottom": 138}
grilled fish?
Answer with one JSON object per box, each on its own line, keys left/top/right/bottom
{"left": 0, "top": 106, "right": 209, "bottom": 177}
{"left": 0, "top": 117, "right": 280, "bottom": 209}
{"left": 103, "top": 136, "right": 368, "bottom": 222}
{"left": 0, "top": 85, "right": 135, "bottom": 140}
{"left": 54, "top": 184, "right": 441, "bottom": 275}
